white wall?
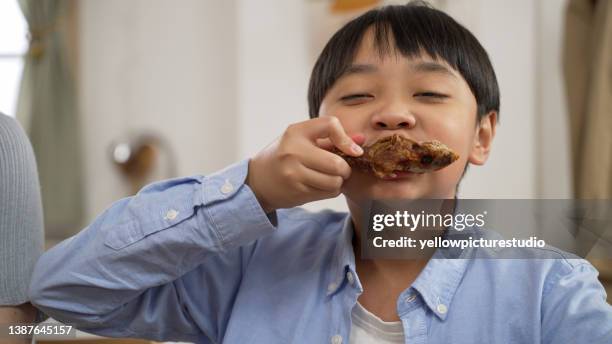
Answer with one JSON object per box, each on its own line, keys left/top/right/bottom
{"left": 79, "top": 0, "right": 238, "bottom": 223}
{"left": 535, "top": 0, "right": 572, "bottom": 198}
{"left": 236, "top": 0, "right": 310, "bottom": 159}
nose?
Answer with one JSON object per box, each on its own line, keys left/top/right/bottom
{"left": 370, "top": 104, "right": 416, "bottom": 130}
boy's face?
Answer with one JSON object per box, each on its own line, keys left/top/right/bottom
{"left": 318, "top": 29, "right": 495, "bottom": 203}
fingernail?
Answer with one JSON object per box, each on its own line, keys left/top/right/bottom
{"left": 352, "top": 143, "right": 363, "bottom": 155}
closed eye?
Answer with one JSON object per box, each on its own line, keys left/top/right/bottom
{"left": 339, "top": 93, "right": 374, "bottom": 106}
{"left": 414, "top": 92, "right": 448, "bottom": 99}
{"left": 340, "top": 94, "right": 374, "bottom": 101}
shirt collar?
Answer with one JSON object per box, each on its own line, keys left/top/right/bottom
{"left": 326, "top": 201, "right": 475, "bottom": 321}
{"left": 410, "top": 248, "right": 471, "bottom": 320}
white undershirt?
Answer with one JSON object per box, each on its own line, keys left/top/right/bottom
{"left": 349, "top": 301, "right": 405, "bottom": 344}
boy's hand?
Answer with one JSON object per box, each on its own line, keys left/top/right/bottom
{"left": 247, "top": 117, "right": 364, "bottom": 213}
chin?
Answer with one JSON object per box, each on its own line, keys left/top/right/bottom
{"left": 344, "top": 171, "right": 455, "bottom": 201}
{"left": 344, "top": 175, "right": 423, "bottom": 201}
{"left": 370, "top": 181, "right": 427, "bottom": 199}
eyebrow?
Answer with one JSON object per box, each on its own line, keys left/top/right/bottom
{"left": 339, "top": 61, "right": 457, "bottom": 79}
{"left": 341, "top": 64, "right": 379, "bottom": 77}
{"left": 411, "top": 62, "right": 457, "bottom": 79}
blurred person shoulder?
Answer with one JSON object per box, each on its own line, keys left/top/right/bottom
{"left": 0, "top": 113, "right": 37, "bottom": 164}
{"left": 0, "top": 112, "right": 46, "bottom": 329}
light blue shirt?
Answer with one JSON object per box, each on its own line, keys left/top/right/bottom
{"left": 29, "top": 159, "right": 612, "bottom": 343}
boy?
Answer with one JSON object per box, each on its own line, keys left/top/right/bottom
{"left": 29, "top": 2, "right": 612, "bottom": 343}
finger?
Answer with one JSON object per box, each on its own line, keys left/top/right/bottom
{"left": 291, "top": 179, "right": 338, "bottom": 202}
{"left": 299, "top": 164, "right": 344, "bottom": 192}
{"left": 299, "top": 145, "right": 351, "bottom": 179}
{"left": 316, "top": 133, "right": 366, "bottom": 151}
{"left": 301, "top": 117, "right": 363, "bottom": 156}
{"left": 298, "top": 182, "right": 342, "bottom": 202}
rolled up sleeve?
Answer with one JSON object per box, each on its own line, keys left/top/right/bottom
{"left": 28, "top": 159, "right": 277, "bottom": 342}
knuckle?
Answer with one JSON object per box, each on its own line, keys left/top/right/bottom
{"left": 332, "top": 176, "right": 343, "bottom": 189}
{"left": 332, "top": 157, "right": 348, "bottom": 175}
{"left": 343, "top": 165, "right": 352, "bottom": 179}
{"left": 296, "top": 183, "right": 310, "bottom": 195}
{"left": 285, "top": 123, "right": 300, "bottom": 137}
{"left": 329, "top": 188, "right": 342, "bottom": 198}
{"left": 277, "top": 147, "right": 293, "bottom": 161}
{"left": 279, "top": 134, "right": 292, "bottom": 148}
{"left": 280, "top": 166, "right": 296, "bottom": 181}
{"left": 327, "top": 116, "right": 341, "bottom": 125}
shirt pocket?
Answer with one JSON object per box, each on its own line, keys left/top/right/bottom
{"left": 103, "top": 203, "right": 196, "bottom": 250}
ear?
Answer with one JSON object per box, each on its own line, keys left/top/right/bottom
{"left": 468, "top": 111, "right": 497, "bottom": 165}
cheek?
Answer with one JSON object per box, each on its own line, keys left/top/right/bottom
{"left": 437, "top": 125, "right": 474, "bottom": 180}
{"left": 426, "top": 107, "right": 476, "bottom": 156}
{"left": 320, "top": 103, "right": 370, "bottom": 134}
{"left": 424, "top": 110, "right": 476, "bottom": 183}
{"left": 443, "top": 122, "right": 475, "bottom": 161}
{"left": 435, "top": 156, "right": 466, "bottom": 183}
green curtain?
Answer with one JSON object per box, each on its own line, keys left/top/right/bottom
{"left": 16, "top": 0, "right": 83, "bottom": 237}
{"left": 563, "top": 0, "right": 612, "bottom": 199}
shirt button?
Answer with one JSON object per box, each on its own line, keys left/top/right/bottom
{"left": 220, "top": 179, "right": 234, "bottom": 194}
{"left": 331, "top": 334, "right": 343, "bottom": 344}
{"left": 327, "top": 282, "right": 337, "bottom": 293}
{"left": 346, "top": 271, "right": 355, "bottom": 285}
{"left": 405, "top": 294, "right": 417, "bottom": 303}
{"left": 164, "top": 209, "right": 178, "bottom": 220}
{"left": 437, "top": 303, "right": 448, "bottom": 314}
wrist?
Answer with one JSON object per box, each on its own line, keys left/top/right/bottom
{"left": 246, "top": 159, "right": 274, "bottom": 213}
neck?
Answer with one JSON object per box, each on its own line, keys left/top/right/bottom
{"left": 344, "top": 190, "right": 457, "bottom": 321}
{"left": 347, "top": 199, "right": 431, "bottom": 283}
{"left": 345, "top": 192, "right": 456, "bottom": 283}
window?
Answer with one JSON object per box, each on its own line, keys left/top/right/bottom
{"left": 0, "top": 0, "right": 28, "bottom": 118}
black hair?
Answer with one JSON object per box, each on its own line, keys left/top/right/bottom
{"left": 307, "top": 1, "right": 500, "bottom": 121}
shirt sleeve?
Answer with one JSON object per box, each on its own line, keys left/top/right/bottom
{"left": 28, "top": 159, "right": 277, "bottom": 343}
{"left": 541, "top": 259, "right": 612, "bottom": 344}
